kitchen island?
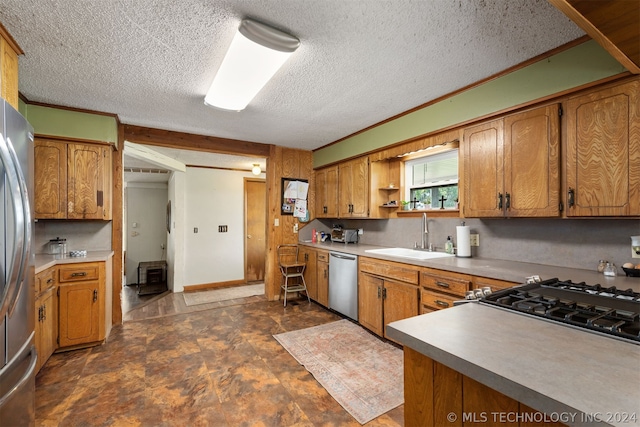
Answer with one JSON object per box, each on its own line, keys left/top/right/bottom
{"left": 386, "top": 302, "right": 640, "bottom": 427}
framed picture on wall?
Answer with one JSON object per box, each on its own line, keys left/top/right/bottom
{"left": 281, "top": 178, "right": 308, "bottom": 215}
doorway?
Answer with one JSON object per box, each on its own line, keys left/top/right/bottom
{"left": 245, "top": 178, "right": 266, "bottom": 282}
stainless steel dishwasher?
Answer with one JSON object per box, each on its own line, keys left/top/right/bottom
{"left": 329, "top": 251, "right": 358, "bottom": 320}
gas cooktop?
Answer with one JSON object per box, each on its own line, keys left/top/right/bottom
{"left": 480, "top": 278, "right": 640, "bottom": 344}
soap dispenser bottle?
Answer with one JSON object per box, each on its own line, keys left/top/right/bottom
{"left": 445, "top": 236, "right": 454, "bottom": 254}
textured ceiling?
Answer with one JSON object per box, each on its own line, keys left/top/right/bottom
{"left": 1, "top": 0, "right": 584, "bottom": 156}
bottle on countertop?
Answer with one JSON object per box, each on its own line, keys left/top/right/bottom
{"left": 445, "top": 236, "right": 454, "bottom": 254}
{"left": 311, "top": 228, "right": 317, "bottom": 243}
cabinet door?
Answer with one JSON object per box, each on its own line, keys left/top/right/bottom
{"left": 67, "top": 144, "right": 108, "bottom": 219}
{"left": 339, "top": 157, "right": 369, "bottom": 217}
{"left": 338, "top": 161, "right": 354, "bottom": 217}
{"left": 58, "top": 281, "right": 101, "bottom": 348}
{"left": 463, "top": 376, "right": 519, "bottom": 426}
{"left": 317, "top": 258, "right": 329, "bottom": 307}
{"left": 300, "top": 247, "right": 317, "bottom": 300}
{"left": 34, "top": 139, "right": 68, "bottom": 219}
{"left": 462, "top": 119, "right": 504, "bottom": 217}
{"left": 566, "top": 79, "right": 640, "bottom": 216}
{"left": 358, "top": 272, "right": 383, "bottom": 336}
{"left": 504, "top": 104, "right": 560, "bottom": 217}
{"left": 315, "top": 166, "right": 338, "bottom": 218}
{"left": 382, "top": 279, "right": 419, "bottom": 343}
{"left": 0, "top": 35, "right": 19, "bottom": 109}
{"left": 35, "top": 288, "right": 56, "bottom": 373}
{"left": 349, "top": 157, "right": 369, "bottom": 217}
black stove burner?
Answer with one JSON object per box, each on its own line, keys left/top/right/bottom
{"left": 480, "top": 278, "right": 640, "bottom": 344}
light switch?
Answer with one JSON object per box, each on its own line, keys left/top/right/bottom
{"left": 132, "top": 222, "right": 138, "bottom": 228}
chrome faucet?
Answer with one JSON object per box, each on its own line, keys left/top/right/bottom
{"left": 415, "top": 212, "right": 432, "bottom": 251}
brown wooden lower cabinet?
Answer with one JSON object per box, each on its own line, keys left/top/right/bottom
{"left": 404, "top": 347, "right": 566, "bottom": 427}
{"left": 34, "top": 287, "right": 56, "bottom": 374}
{"left": 316, "top": 250, "right": 329, "bottom": 307}
{"left": 57, "top": 261, "right": 108, "bottom": 350}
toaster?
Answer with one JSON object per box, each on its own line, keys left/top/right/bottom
{"left": 331, "top": 228, "right": 359, "bottom": 243}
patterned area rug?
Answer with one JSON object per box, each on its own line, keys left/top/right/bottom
{"left": 273, "top": 319, "right": 403, "bottom": 424}
{"left": 182, "top": 284, "right": 264, "bottom": 306}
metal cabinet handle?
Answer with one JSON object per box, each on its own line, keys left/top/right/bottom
{"left": 71, "top": 272, "right": 87, "bottom": 277}
{"left": 568, "top": 188, "right": 575, "bottom": 207}
{"left": 42, "top": 304, "right": 46, "bottom": 320}
{"left": 93, "top": 289, "right": 98, "bottom": 302}
{"left": 46, "top": 278, "right": 53, "bottom": 284}
{"left": 505, "top": 193, "right": 511, "bottom": 209}
{"left": 38, "top": 306, "right": 43, "bottom": 322}
{"left": 435, "top": 281, "right": 450, "bottom": 288}
{"left": 498, "top": 193, "right": 503, "bottom": 209}
{"left": 435, "top": 300, "right": 450, "bottom": 308}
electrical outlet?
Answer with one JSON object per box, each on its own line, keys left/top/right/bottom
{"left": 274, "top": 218, "right": 279, "bottom": 227}
{"left": 470, "top": 234, "right": 479, "bottom": 246}
{"left": 293, "top": 223, "right": 298, "bottom": 233}
{"left": 633, "top": 247, "right": 640, "bottom": 259}
{"left": 358, "top": 228, "right": 364, "bottom": 235}
{"left": 160, "top": 243, "right": 165, "bottom": 249}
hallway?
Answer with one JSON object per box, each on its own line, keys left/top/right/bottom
{"left": 35, "top": 296, "right": 404, "bottom": 426}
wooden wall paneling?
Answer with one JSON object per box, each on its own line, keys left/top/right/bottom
{"left": 265, "top": 146, "right": 315, "bottom": 302}
{"left": 111, "top": 124, "right": 124, "bottom": 325}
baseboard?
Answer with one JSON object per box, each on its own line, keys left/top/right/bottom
{"left": 183, "top": 279, "right": 246, "bottom": 293}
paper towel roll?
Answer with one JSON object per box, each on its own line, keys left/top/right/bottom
{"left": 456, "top": 225, "right": 471, "bottom": 258}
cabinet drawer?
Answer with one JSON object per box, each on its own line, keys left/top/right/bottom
{"left": 359, "top": 257, "right": 419, "bottom": 284}
{"left": 35, "top": 267, "right": 56, "bottom": 294}
{"left": 317, "top": 251, "right": 329, "bottom": 262}
{"left": 472, "top": 276, "right": 518, "bottom": 292}
{"left": 58, "top": 263, "right": 100, "bottom": 282}
{"left": 421, "top": 269, "right": 471, "bottom": 298}
{"left": 421, "top": 289, "right": 459, "bottom": 312}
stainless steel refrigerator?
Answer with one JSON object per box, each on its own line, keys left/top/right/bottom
{"left": 0, "top": 98, "right": 36, "bottom": 426}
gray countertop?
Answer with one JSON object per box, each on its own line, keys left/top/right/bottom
{"left": 299, "top": 241, "right": 640, "bottom": 292}
{"left": 35, "top": 250, "right": 114, "bottom": 273}
{"left": 386, "top": 303, "right": 640, "bottom": 427}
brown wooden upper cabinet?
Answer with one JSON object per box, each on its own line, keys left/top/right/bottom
{"left": 338, "top": 157, "right": 369, "bottom": 218}
{"left": 315, "top": 165, "right": 338, "bottom": 218}
{"left": 565, "top": 79, "right": 640, "bottom": 216}
{"left": 462, "top": 104, "right": 561, "bottom": 218}
{"left": 0, "top": 28, "right": 21, "bottom": 110}
{"left": 35, "top": 138, "right": 112, "bottom": 220}
{"left": 315, "top": 156, "right": 372, "bottom": 219}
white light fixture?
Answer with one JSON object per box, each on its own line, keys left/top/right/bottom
{"left": 204, "top": 19, "right": 300, "bottom": 111}
{"left": 252, "top": 164, "right": 262, "bottom": 175}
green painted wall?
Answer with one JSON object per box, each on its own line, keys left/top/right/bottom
{"left": 314, "top": 40, "right": 626, "bottom": 167}
{"left": 23, "top": 103, "right": 118, "bottom": 145}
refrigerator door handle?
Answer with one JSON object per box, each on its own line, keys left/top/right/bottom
{"left": 0, "top": 339, "right": 37, "bottom": 407}
{"left": 6, "top": 135, "right": 31, "bottom": 317}
{"left": 0, "top": 132, "right": 28, "bottom": 319}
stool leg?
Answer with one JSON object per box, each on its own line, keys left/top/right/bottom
{"left": 283, "top": 275, "right": 288, "bottom": 307}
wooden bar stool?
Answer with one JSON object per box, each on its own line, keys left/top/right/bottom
{"left": 277, "top": 244, "right": 310, "bottom": 306}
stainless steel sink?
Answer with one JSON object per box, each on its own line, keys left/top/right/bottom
{"left": 364, "top": 247, "right": 455, "bottom": 260}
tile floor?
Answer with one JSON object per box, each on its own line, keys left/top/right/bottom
{"left": 35, "top": 293, "right": 404, "bottom": 426}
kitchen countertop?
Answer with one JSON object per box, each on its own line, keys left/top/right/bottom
{"left": 386, "top": 303, "right": 640, "bottom": 427}
{"left": 35, "top": 251, "right": 114, "bottom": 273}
{"left": 299, "top": 241, "right": 640, "bottom": 292}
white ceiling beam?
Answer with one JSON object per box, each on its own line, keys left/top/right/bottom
{"left": 124, "top": 141, "right": 187, "bottom": 172}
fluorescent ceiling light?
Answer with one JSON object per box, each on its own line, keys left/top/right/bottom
{"left": 205, "top": 19, "right": 300, "bottom": 111}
